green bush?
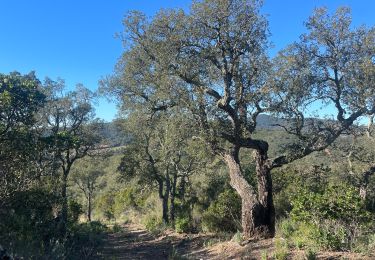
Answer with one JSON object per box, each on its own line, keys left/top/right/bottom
{"left": 112, "top": 223, "right": 122, "bottom": 233}
{"left": 277, "top": 218, "right": 296, "bottom": 239}
{"left": 113, "top": 187, "right": 147, "bottom": 216}
{"left": 175, "top": 216, "right": 191, "bottom": 233}
{"left": 305, "top": 248, "right": 317, "bottom": 260}
{"left": 273, "top": 238, "right": 289, "bottom": 260}
{"left": 277, "top": 183, "right": 375, "bottom": 252}
{"left": 142, "top": 214, "right": 164, "bottom": 233}
{"left": 0, "top": 189, "right": 61, "bottom": 258}
{"left": 95, "top": 192, "right": 116, "bottom": 220}
{"left": 201, "top": 189, "right": 241, "bottom": 233}
{"left": 231, "top": 231, "right": 243, "bottom": 244}
{"left": 65, "top": 221, "right": 108, "bottom": 258}
{"left": 68, "top": 199, "right": 83, "bottom": 223}
{"left": 290, "top": 184, "right": 370, "bottom": 224}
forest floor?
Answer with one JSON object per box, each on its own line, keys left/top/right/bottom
{"left": 97, "top": 223, "right": 373, "bottom": 260}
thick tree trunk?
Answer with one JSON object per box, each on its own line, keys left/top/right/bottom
{"left": 254, "top": 150, "right": 275, "bottom": 237}
{"left": 223, "top": 149, "right": 275, "bottom": 239}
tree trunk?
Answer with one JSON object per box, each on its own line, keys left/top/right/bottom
{"left": 254, "top": 150, "right": 275, "bottom": 237}
{"left": 87, "top": 192, "right": 92, "bottom": 222}
{"left": 223, "top": 148, "right": 275, "bottom": 239}
{"left": 169, "top": 173, "right": 178, "bottom": 225}
{"left": 60, "top": 172, "right": 68, "bottom": 237}
{"left": 366, "top": 114, "right": 374, "bottom": 138}
{"left": 158, "top": 180, "right": 169, "bottom": 224}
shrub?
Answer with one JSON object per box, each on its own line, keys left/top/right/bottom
{"left": 277, "top": 183, "right": 375, "bottom": 252}
{"left": 65, "top": 221, "right": 108, "bottom": 258}
{"left": 113, "top": 187, "right": 147, "bottom": 216}
{"left": 175, "top": 216, "right": 191, "bottom": 233}
{"left": 112, "top": 223, "right": 122, "bottom": 233}
{"left": 305, "top": 248, "right": 317, "bottom": 260}
{"left": 95, "top": 192, "right": 116, "bottom": 221}
{"left": 273, "top": 238, "right": 289, "bottom": 260}
{"left": 68, "top": 199, "right": 83, "bottom": 223}
{"left": 201, "top": 189, "right": 241, "bottom": 233}
{"left": 142, "top": 214, "right": 165, "bottom": 234}
{"left": 231, "top": 231, "right": 243, "bottom": 244}
{"left": 277, "top": 218, "right": 296, "bottom": 239}
{"left": 290, "top": 184, "right": 370, "bottom": 224}
{"left": 0, "top": 189, "right": 61, "bottom": 258}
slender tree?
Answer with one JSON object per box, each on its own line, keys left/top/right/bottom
{"left": 71, "top": 164, "right": 103, "bottom": 222}
{"left": 39, "top": 79, "right": 101, "bottom": 235}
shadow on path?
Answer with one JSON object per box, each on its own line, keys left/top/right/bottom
{"left": 99, "top": 224, "right": 174, "bottom": 259}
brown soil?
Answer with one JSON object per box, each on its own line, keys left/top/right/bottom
{"left": 98, "top": 223, "right": 215, "bottom": 259}
{"left": 97, "top": 223, "right": 374, "bottom": 260}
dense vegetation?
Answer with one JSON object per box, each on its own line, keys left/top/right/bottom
{"left": 1, "top": 0, "right": 374, "bottom": 259}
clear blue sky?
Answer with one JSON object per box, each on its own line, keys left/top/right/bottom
{"left": 0, "top": 0, "right": 374, "bottom": 121}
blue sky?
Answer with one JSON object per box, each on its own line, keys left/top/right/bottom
{"left": 0, "top": 0, "right": 374, "bottom": 121}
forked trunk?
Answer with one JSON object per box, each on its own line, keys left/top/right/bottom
{"left": 223, "top": 149, "right": 275, "bottom": 239}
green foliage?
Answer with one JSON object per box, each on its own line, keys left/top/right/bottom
{"left": 276, "top": 183, "right": 375, "bottom": 252}
{"left": 95, "top": 192, "right": 116, "bottom": 221}
{"left": 65, "top": 221, "right": 108, "bottom": 259}
{"left": 261, "top": 250, "right": 268, "bottom": 260}
{"left": 305, "top": 248, "right": 317, "bottom": 260}
{"left": 0, "top": 189, "right": 61, "bottom": 258}
{"left": 277, "top": 218, "right": 296, "bottom": 240}
{"left": 273, "top": 238, "right": 289, "bottom": 260}
{"left": 202, "top": 189, "right": 241, "bottom": 233}
{"left": 112, "top": 223, "right": 122, "bottom": 233}
{"left": 290, "top": 184, "right": 370, "bottom": 224}
{"left": 0, "top": 71, "right": 45, "bottom": 136}
{"left": 231, "top": 231, "right": 244, "bottom": 244}
{"left": 142, "top": 214, "right": 166, "bottom": 235}
{"left": 175, "top": 216, "right": 191, "bottom": 233}
{"left": 68, "top": 200, "right": 83, "bottom": 223}
{"left": 114, "top": 187, "right": 145, "bottom": 214}
{"left": 0, "top": 188, "right": 108, "bottom": 259}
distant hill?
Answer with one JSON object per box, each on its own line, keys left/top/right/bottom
{"left": 256, "top": 114, "right": 285, "bottom": 130}
{"left": 98, "top": 119, "right": 131, "bottom": 147}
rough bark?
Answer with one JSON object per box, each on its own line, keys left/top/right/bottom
{"left": 254, "top": 150, "right": 275, "bottom": 237}
{"left": 223, "top": 149, "right": 274, "bottom": 239}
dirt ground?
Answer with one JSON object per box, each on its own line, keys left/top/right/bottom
{"left": 97, "top": 223, "right": 373, "bottom": 260}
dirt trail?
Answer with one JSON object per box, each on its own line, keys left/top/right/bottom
{"left": 97, "top": 223, "right": 276, "bottom": 259}
{"left": 98, "top": 223, "right": 211, "bottom": 259}
{"left": 97, "top": 223, "right": 372, "bottom": 259}
{"left": 99, "top": 224, "right": 170, "bottom": 259}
